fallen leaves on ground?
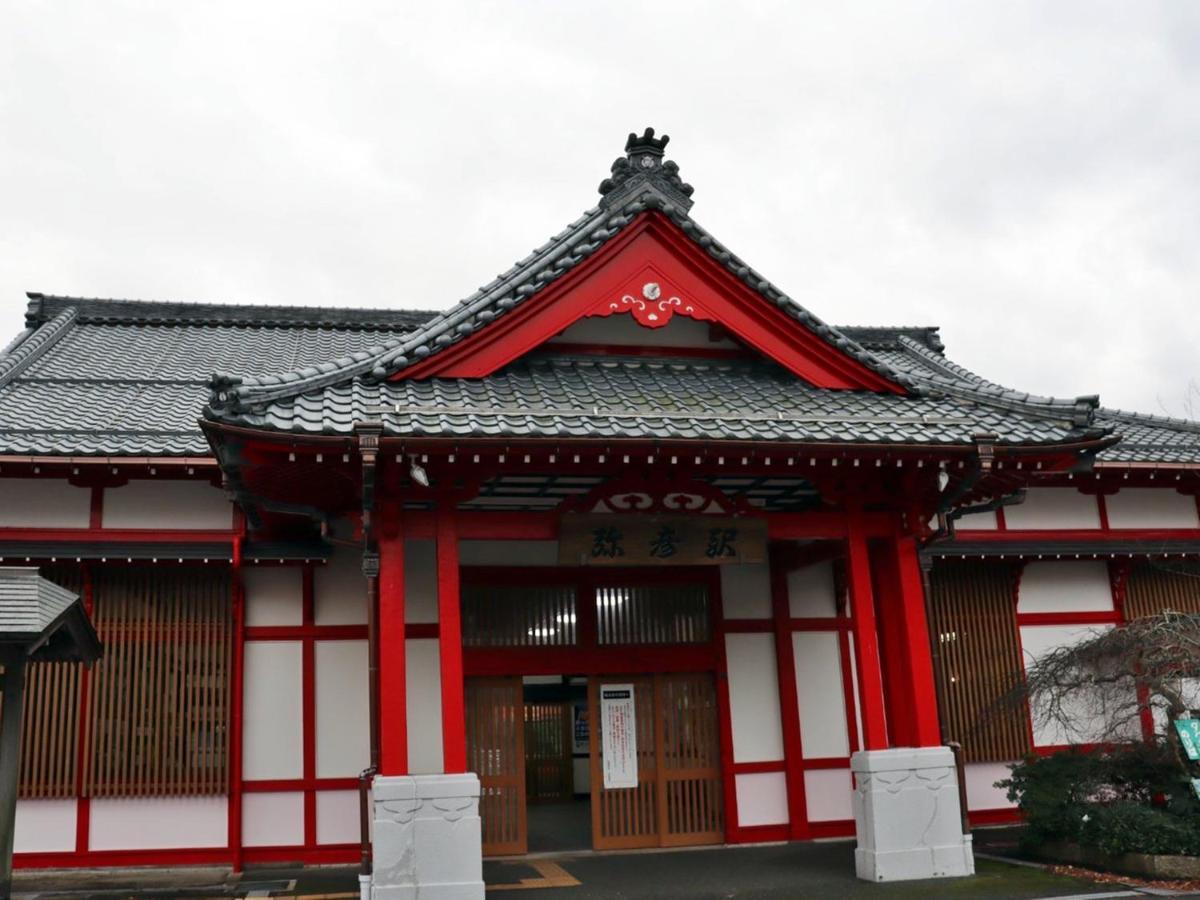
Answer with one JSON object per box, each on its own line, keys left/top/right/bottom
{"left": 1046, "top": 862, "right": 1200, "bottom": 893}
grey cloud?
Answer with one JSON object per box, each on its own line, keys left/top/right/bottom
{"left": 1, "top": 0, "right": 1197, "bottom": 415}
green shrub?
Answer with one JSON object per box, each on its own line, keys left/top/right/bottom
{"left": 998, "top": 745, "right": 1200, "bottom": 857}
{"left": 1080, "top": 801, "right": 1200, "bottom": 857}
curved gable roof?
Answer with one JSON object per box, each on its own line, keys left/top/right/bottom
{"left": 205, "top": 130, "right": 916, "bottom": 417}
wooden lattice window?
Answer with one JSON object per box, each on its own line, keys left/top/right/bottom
{"left": 462, "top": 584, "right": 578, "bottom": 647}
{"left": 1124, "top": 562, "right": 1200, "bottom": 620}
{"left": 18, "top": 565, "right": 83, "bottom": 799}
{"left": 85, "top": 566, "right": 232, "bottom": 796}
{"left": 928, "top": 560, "right": 1030, "bottom": 762}
{"left": 596, "top": 584, "right": 710, "bottom": 645}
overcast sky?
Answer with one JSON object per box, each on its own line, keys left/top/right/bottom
{"left": 2, "top": 2, "right": 1198, "bottom": 414}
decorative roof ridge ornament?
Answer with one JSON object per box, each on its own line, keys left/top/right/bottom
{"left": 599, "top": 127, "right": 695, "bottom": 212}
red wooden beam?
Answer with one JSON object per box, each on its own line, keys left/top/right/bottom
{"left": 378, "top": 533, "right": 407, "bottom": 775}
{"left": 245, "top": 625, "right": 368, "bottom": 641}
{"left": 953, "top": 528, "right": 1200, "bottom": 543}
{"left": 770, "top": 556, "right": 809, "bottom": 840}
{"left": 1015, "top": 611, "right": 1122, "bottom": 627}
{"left": 0, "top": 527, "right": 239, "bottom": 543}
{"left": 462, "top": 645, "right": 716, "bottom": 677}
{"left": 456, "top": 512, "right": 558, "bottom": 541}
{"left": 767, "top": 511, "right": 894, "bottom": 541}
{"left": 845, "top": 512, "right": 888, "bottom": 751}
{"left": 436, "top": 507, "right": 467, "bottom": 773}
{"left": 892, "top": 535, "right": 942, "bottom": 746}
{"left": 301, "top": 566, "right": 317, "bottom": 849}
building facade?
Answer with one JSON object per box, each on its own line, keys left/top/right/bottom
{"left": 2, "top": 130, "right": 1199, "bottom": 888}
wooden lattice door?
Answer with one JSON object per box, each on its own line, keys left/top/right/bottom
{"left": 590, "top": 677, "right": 659, "bottom": 850}
{"left": 524, "top": 702, "right": 573, "bottom": 803}
{"left": 589, "top": 673, "right": 723, "bottom": 850}
{"left": 466, "top": 677, "right": 527, "bottom": 856}
{"left": 659, "top": 673, "right": 724, "bottom": 846}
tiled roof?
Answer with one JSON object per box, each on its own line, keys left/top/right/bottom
{"left": 0, "top": 566, "right": 78, "bottom": 635}
{"left": 1092, "top": 409, "right": 1200, "bottom": 464}
{"left": 875, "top": 334, "right": 1200, "bottom": 465}
{"left": 0, "top": 134, "right": 1197, "bottom": 463}
{"left": 214, "top": 353, "right": 1102, "bottom": 448}
{"left": 0, "top": 566, "right": 102, "bottom": 662}
{"left": 26, "top": 293, "right": 436, "bottom": 331}
{"left": 0, "top": 294, "right": 431, "bottom": 456}
{"left": 1, "top": 291, "right": 1193, "bottom": 460}
{"left": 206, "top": 138, "right": 917, "bottom": 413}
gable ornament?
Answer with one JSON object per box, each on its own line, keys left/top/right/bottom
{"left": 607, "top": 281, "right": 702, "bottom": 329}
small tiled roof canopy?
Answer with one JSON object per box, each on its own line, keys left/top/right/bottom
{"left": 0, "top": 130, "right": 1197, "bottom": 462}
{"left": 0, "top": 567, "right": 101, "bottom": 663}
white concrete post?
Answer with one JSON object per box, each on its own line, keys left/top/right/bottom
{"left": 851, "top": 746, "right": 974, "bottom": 882}
{"left": 370, "top": 773, "right": 484, "bottom": 900}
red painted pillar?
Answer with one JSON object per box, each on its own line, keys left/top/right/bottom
{"left": 378, "top": 530, "right": 408, "bottom": 775}
{"left": 770, "top": 552, "right": 809, "bottom": 840}
{"left": 870, "top": 542, "right": 916, "bottom": 747}
{"left": 891, "top": 535, "right": 942, "bottom": 747}
{"left": 846, "top": 512, "right": 889, "bottom": 751}
{"left": 437, "top": 505, "right": 467, "bottom": 774}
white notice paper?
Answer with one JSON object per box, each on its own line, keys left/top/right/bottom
{"left": 600, "top": 684, "right": 638, "bottom": 789}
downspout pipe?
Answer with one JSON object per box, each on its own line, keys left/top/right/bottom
{"left": 355, "top": 422, "right": 384, "bottom": 882}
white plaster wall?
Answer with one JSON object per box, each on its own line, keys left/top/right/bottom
{"left": 0, "top": 478, "right": 91, "bottom": 527}
{"left": 721, "top": 563, "right": 771, "bottom": 618}
{"left": 102, "top": 480, "right": 233, "bottom": 530}
{"left": 459, "top": 540, "right": 559, "bottom": 567}
{"left": 314, "top": 549, "right": 366, "bottom": 626}
{"left": 1152, "top": 678, "right": 1200, "bottom": 735}
{"left": 243, "top": 641, "right": 303, "bottom": 780}
{"left": 13, "top": 799, "right": 76, "bottom": 853}
{"left": 242, "top": 791, "right": 305, "bottom": 847}
{"left": 244, "top": 566, "right": 303, "bottom": 627}
{"left": 315, "top": 640, "right": 370, "bottom": 778}
{"left": 956, "top": 509, "right": 999, "bottom": 530}
{"left": 804, "top": 769, "right": 853, "bottom": 822}
{"left": 1018, "top": 561, "right": 1114, "bottom": 614}
{"left": 406, "top": 638, "right": 444, "bottom": 774}
{"left": 735, "top": 771, "right": 789, "bottom": 827}
{"left": 1004, "top": 488, "right": 1100, "bottom": 530}
{"left": 316, "top": 790, "right": 361, "bottom": 844}
{"left": 405, "top": 540, "right": 438, "bottom": 624}
{"left": 89, "top": 797, "right": 227, "bottom": 850}
{"left": 724, "top": 632, "right": 784, "bottom": 763}
{"left": 788, "top": 561, "right": 837, "bottom": 618}
{"left": 550, "top": 314, "right": 739, "bottom": 348}
{"left": 793, "top": 631, "right": 850, "bottom": 758}
{"left": 964, "top": 762, "right": 1016, "bottom": 811}
{"left": 1107, "top": 489, "right": 1200, "bottom": 529}
{"left": 1020, "top": 623, "right": 1131, "bottom": 746}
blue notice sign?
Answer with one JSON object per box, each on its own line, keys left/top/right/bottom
{"left": 1175, "top": 719, "right": 1200, "bottom": 761}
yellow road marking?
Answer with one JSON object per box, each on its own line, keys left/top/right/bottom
{"left": 487, "top": 860, "right": 581, "bottom": 891}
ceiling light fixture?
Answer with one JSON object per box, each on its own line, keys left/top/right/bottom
{"left": 409, "top": 459, "right": 430, "bottom": 488}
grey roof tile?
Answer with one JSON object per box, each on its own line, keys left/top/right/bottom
{"left": 216, "top": 353, "right": 1101, "bottom": 448}
{"left": 206, "top": 144, "right": 917, "bottom": 412}
{"left": 1, "top": 139, "right": 1196, "bottom": 463}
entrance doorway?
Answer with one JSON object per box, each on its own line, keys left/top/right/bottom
{"left": 466, "top": 670, "right": 723, "bottom": 855}
{"left": 589, "top": 673, "right": 723, "bottom": 849}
